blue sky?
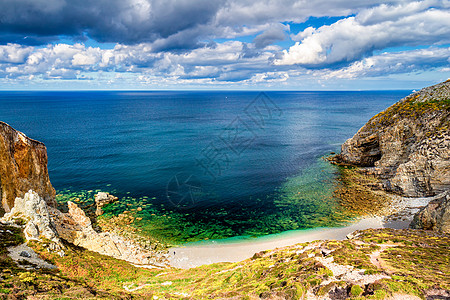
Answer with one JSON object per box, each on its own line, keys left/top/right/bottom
{"left": 0, "top": 0, "right": 449, "bottom": 90}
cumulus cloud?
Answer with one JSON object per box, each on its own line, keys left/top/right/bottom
{"left": 0, "top": 41, "right": 276, "bottom": 82}
{"left": 275, "top": 1, "right": 450, "bottom": 66}
{"left": 0, "top": 0, "right": 449, "bottom": 86}
{"left": 320, "top": 47, "right": 450, "bottom": 79}
{"left": 290, "top": 27, "right": 315, "bottom": 42}
{"left": 253, "top": 24, "right": 287, "bottom": 48}
{"left": 214, "top": 0, "right": 405, "bottom": 27}
{"left": 0, "top": 43, "right": 33, "bottom": 63}
{"left": 0, "top": 0, "right": 408, "bottom": 49}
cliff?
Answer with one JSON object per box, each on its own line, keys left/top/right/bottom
{"left": 335, "top": 80, "right": 450, "bottom": 197}
{"left": 0, "top": 122, "right": 56, "bottom": 215}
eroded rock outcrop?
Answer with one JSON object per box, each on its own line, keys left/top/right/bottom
{"left": 2, "top": 190, "right": 61, "bottom": 246}
{"left": 1, "top": 190, "right": 169, "bottom": 267}
{"left": 335, "top": 80, "right": 450, "bottom": 197}
{"left": 94, "top": 192, "right": 118, "bottom": 216}
{"left": 52, "top": 200, "right": 168, "bottom": 266}
{"left": 410, "top": 191, "right": 450, "bottom": 233}
{"left": 0, "top": 122, "right": 55, "bottom": 215}
{"left": 0, "top": 123, "right": 168, "bottom": 266}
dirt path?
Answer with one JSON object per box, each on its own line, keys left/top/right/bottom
{"left": 369, "top": 243, "right": 397, "bottom": 274}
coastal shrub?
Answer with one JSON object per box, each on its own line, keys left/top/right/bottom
{"left": 350, "top": 284, "right": 364, "bottom": 297}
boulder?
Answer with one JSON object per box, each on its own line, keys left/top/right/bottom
{"left": 52, "top": 200, "right": 168, "bottom": 266}
{"left": 410, "top": 191, "right": 450, "bottom": 233}
{"left": 1, "top": 190, "right": 168, "bottom": 266}
{"left": 94, "top": 192, "right": 118, "bottom": 216}
{"left": 0, "top": 122, "right": 55, "bottom": 215}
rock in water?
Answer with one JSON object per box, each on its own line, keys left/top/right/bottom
{"left": 334, "top": 80, "right": 450, "bottom": 197}
{"left": 51, "top": 200, "right": 168, "bottom": 266}
{"left": 94, "top": 192, "right": 118, "bottom": 216}
{"left": 0, "top": 122, "right": 55, "bottom": 215}
{"left": 2, "top": 190, "right": 169, "bottom": 266}
{"left": 410, "top": 191, "right": 450, "bottom": 233}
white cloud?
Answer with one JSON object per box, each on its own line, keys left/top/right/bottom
{"left": 320, "top": 47, "right": 450, "bottom": 79}
{"left": 0, "top": 1, "right": 449, "bottom": 87}
{"left": 0, "top": 41, "right": 277, "bottom": 82}
{"left": 214, "top": 0, "right": 406, "bottom": 26}
{"left": 0, "top": 44, "right": 34, "bottom": 63}
{"left": 275, "top": 2, "right": 450, "bottom": 66}
{"left": 72, "top": 49, "right": 101, "bottom": 66}
{"left": 290, "top": 27, "right": 315, "bottom": 42}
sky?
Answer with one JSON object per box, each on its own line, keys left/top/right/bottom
{"left": 0, "top": 0, "right": 449, "bottom": 90}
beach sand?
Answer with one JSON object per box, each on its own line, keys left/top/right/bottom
{"left": 169, "top": 195, "right": 435, "bottom": 269}
{"left": 169, "top": 217, "right": 383, "bottom": 269}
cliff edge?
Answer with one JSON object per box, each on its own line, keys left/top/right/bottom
{"left": 0, "top": 122, "right": 56, "bottom": 215}
{"left": 0, "top": 122, "right": 169, "bottom": 266}
{"left": 335, "top": 80, "right": 449, "bottom": 197}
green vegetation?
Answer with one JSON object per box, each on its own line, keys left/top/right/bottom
{"left": 350, "top": 284, "right": 364, "bottom": 297}
{"left": 368, "top": 90, "right": 449, "bottom": 132}
{"left": 0, "top": 222, "right": 126, "bottom": 299}
{"left": 2, "top": 225, "right": 446, "bottom": 299}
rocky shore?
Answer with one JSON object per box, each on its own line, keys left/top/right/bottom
{"left": 331, "top": 80, "right": 450, "bottom": 233}
{"left": 0, "top": 80, "right": 449, "bottom": 299}
{"left": 0, "top": 122, "right": 169, "bottom": 269}
{"left": 332, "top": 80, "right": 449, "bottom": 196}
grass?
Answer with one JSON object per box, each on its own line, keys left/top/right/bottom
{"left": 17, "top": 227, "right": 447, "bottom": 299}
{"left": 0, "top": 222, "right": 125, "bottom": 299}
{"left": 367, "top": 91, "right": 449, "bottom": 133}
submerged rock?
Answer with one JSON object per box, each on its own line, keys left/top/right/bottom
{"left": 334, "top": 80, "right": 450, "bottom": 197}
{"left": 410, "top": 191, "right": 450, "bottom": 233}
{"left": 0, "top": 122, "right": 56, "bottom": 215}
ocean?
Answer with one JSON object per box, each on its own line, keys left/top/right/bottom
{"left": 0, "top": 90, "right": 410, "bottom": 243}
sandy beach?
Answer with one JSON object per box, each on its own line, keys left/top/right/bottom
{"left": 169, "top": 194, "right": 436, "bottom": 269}
{"left": 169, "top": 217, "right": 384, "bottom": 268}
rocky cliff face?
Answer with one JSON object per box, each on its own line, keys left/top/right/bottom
{"left": 410, "top": 191, "right": 450, "bottom": 233}
{"left": 0, "top": 122, "right": 55, "bottom": 215}
{"left": 0, "top": 123, "right": 169, "bottom": 267}
{"left": 335, "top": 80, "right": 450, "bottom": 197}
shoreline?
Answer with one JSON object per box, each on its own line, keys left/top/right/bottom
{"left": 169, "top": 217, "right": 384, "bottom": 269}
{"left": 168, "top": 194, "right": 435, "bottom": 269}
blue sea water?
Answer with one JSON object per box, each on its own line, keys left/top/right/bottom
{"left": 0, "top": 90, "right": 410, "bottom": 242}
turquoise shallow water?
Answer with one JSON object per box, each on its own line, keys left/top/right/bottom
{"left": 0, "top": 90, "right": 409, "bottom": 243}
